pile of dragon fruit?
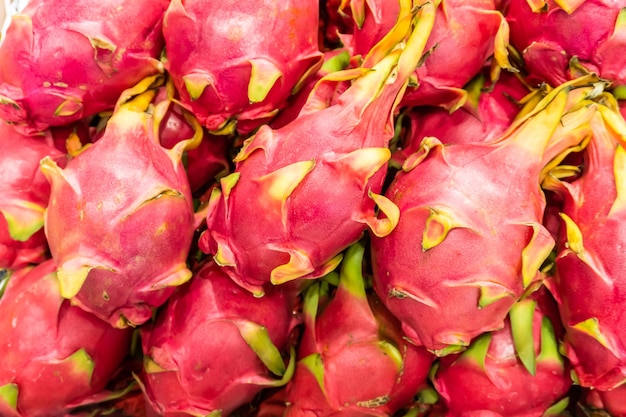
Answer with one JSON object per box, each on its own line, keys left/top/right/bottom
{"left": 2, "top": 0, "right": 626, "bottom": 416}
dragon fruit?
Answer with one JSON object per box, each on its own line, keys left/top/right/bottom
{"left": 0, "top": 0, "right": 168, "bottom": 135}
{"left": 370, "top": 76, "right": 599, "bottom": 355}
{"left": 0, "top": 122, "right": 67, "bottom": 269}
{"left": 331, "top": 0, "right": 512, "bottom": 111}
{"left": 432, "top": 288, "right": 572, "bottom": 416}
{"left": 393, "top": 69, "right": 530, "bottom": 165}
{"left": 505, "top": 0, "right": 626, "bottom": 89}
{"left": 39, "top": 78, "right": 197, "bottom": 328}
{"left": 199, "top": 2, "right": 437, "bottom": 296}
{"left": 400, "top": 0, "right": 513, "bottom": 111}
{"left": 543, "top": 96, "right": 626, "bottom": 391}
{"left": 162, "top": 0, "right": 324, "bottom": 135}
{"left": 137, "top": 259, "right": 299, "bottom": 417}
{"left": 0, "top": 260, "right": 133, "bottom": 417}
{"left": 283, "top": 242, "right": 435, "bottom": 416}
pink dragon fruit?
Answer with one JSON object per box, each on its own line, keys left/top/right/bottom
{"left": 401, "top": 0, "right": 513, "bottom": 111}
{"left": 0, "top": 0, "right": 168, "bottom": 135}
{"left": 393, "top": 69, "right": 530, "bottom": 165}
{"left": 162, "top": 0, "right": 324, "bottom": 135}
{"left": 432, "top": 288, "right": 572, "bottom": 416}
{"left": 0, "top": 260, "right": 133, "bottom": 417}
{"left": 137, "top": 259, "right": 299, "bottom": 417}
{"left": 199, "top": 3, "right": 438, "bottom": 296}
{"left": 543, "top": 97, "right": 626, "bottom": 391}
{"left": 370, "top": 76, "right": 599, "bottom": 355}
{"left": 39, "top": 79, "right": 197, "bottom": 328}
{"left": 283, "top": 242, "right": 435, "bottom": 416}
{"left": 0, "top": 122, "right": 67, "bottom": 269}
{"left": 505, "top": 0, "right": 626, "bottom": 89}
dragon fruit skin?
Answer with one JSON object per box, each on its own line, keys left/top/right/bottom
{"left": 199, "top": 3, "right": 437, "bottom": 295}
{"left": 583, "top": 383, "right": 626, "bottom": 417}
{"left": 162, "top": 0, "right": 324, "bottom": 135}
{"left": 0, "top": 122, "right": 67, "bottom": 269}
{"left": 137, "top": 260, "right": 300, "bottom": 417}
{"left": 505, "top": 0, "right": 626, "bottom": 88}
{"left": 39, "top": 86, "right": 196, "bottom": 328}
{"left": 284, "top": 242, "right": 435, "bottom": 417}
{"left": 370, "top": 78, "right": 597, "bottom": 354}
{"left": 544, "top": 103, "right": 626, "bottom": 391}
{"left": 0, "top": 260, "right": 133, "bottom": 417}
{"left": 394, "top": 69, "right": 529, "bottom": 165}
{"left": 432, "top": 289, "right": 572, "bottom": 417}
{"left": 0, "top": 0, "right": 168, "bottom": 135}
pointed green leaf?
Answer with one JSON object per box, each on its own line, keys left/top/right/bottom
{"left": 183, "top": 73, "right": 212, "bottom": 101}
{"left": 571, "top": 317, "right": 612, "bottom": 350}
{"left": 66, "top": 348, "right": 95, "bottom": 382}
{"left": 559, "top": 213, "right": 584, "bottom": 255}
{"left": 459, "top": 333, "right": 492, "bottom": 369}
{"left": 318, "top": 254, "right": 343, "bottom": 279}
{"left": 269, "top": 246, "right": 315, "bottom": 285}
{"left": 300, "top": 353, "right": 325, "bottom": 395}
{"left": 248, "top": 58, "right": 282, "bottom": 103}
{"left": 220, "top": 172, "right": 241, "bottom": 198}
{"left": 510, "top": 299, "right": 537, "bottom": 376}
{"left": 339, "top": 242, "right": 367, "bottom": 298}
{"left": 0, "top": 383, "right": 18, "bottom": 410}
{"left": 520, "top": 223, "right": 555, "bottom": 288}
{"left": 57, "top": 265, "right": 92, "bottom": 299}
{"left": 261, "top": 346, "right": 296, "bottom": 388}
{"left": 237, "top": 321, "right": 287, "bottom": 376}
{"left": 303, "top": 281, "right": 321, "bottom": 321}
{"left": 542, "top": 396, "right": 570, "bottom": 417}
{"left": 255, "top": 160, "right": 316, "bottom": 227}
{"left": 478, "top": 281, "right": 516, "bottom": 308}
{"left": 327, "top": 147, "right": 391, "bottom": 187}
{"left": 1, "top": 202, "right": 45, "bottom": 241}
{"left": 537, "top": 317, "right": 564, "bottom": 367}
{"left": 378, "top": 340, "right": 403, "bottom": 371}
